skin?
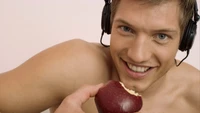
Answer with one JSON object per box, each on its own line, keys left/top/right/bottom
{"left": 0, "top": 0, "right": 199, "bottom": 113}
{"left": 110, "top": 0, "right": 181, "bottom": 93}
{"left": 54, "top": 84, "right": 103, "bottom": 113}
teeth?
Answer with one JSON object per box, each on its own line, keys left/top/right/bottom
{"left": 127, "top": 63, "right": 149, "bottom": 72}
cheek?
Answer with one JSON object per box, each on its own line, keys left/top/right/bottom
{"left": 110, "top": 33, "right": 121, "bottom": 46}
{"left": 153, "top": 36, "right": 180, "bottom": 63}
{"left": 110, "top": 34, "right": 123, "bottom": 53}
{"left": 110, "top": 33, "right": 128, "bottom": 65}
{"left": 110, "top": 30, "right": 131, "bottom": 50}
{"left": 155, "top": 45, "right": 178, "bottom": 65}
{"left": 110, "top": 35, "right": 118, "bottom": 60}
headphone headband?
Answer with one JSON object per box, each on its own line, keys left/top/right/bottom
{"left": 105, "top": 0, "right": 111, "bottom": 4}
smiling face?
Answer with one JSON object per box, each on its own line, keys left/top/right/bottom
{"left": 110, "top": 0, "right": 181, "bottom": 92}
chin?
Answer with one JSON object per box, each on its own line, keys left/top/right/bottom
{"left": 118, "top": 73, "right": 157, "bottom": 93}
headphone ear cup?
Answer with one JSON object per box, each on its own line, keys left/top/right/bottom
{"left": 101, "top": 2, "right": 111, "bottom": 34}
{"left": 179, "top": 19, "right": 197, "bottom": 51}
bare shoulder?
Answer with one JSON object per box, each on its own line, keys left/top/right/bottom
{"left": 170, "top": 62, "right": 200, "bottom": 109}
{"left": 175, "top": 62, "right": 199, "bottom": 81}
{"left": 177, "top": 62, "right": 200, "bottom": 88}
{"left": 27, "top": 38, "right": 113, "bottom": 94}
{"left": 182, "top": 63, "right": 200, "bottom": 110}
{"left": 172, "top": 61, "right": 200, "bottom": 88}
{"left": 0, "top": 38, "right": 112, "bottom": 112}
{"left": 173, "top": 62, "right": 199, "bottom": 78}
{"left": 169, "top": 61, "right": 199, "bottom": 78}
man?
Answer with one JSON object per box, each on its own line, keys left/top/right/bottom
{"left": 0, "top": 0, "right": 199, "bottom": 113}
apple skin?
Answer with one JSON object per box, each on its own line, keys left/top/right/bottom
{"left": 95, "top": 80, "right": 143, "bottom": 113}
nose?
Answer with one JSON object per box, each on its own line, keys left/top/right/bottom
{"left": 127, "top": 36, "right": 152, "bottom": 63}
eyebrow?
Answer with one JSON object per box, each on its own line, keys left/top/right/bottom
{"left": 114, "top": 19, "right": 136, "bottom": 30}
{"left": 114, "top": 18, "right": 178, "bottom": 34}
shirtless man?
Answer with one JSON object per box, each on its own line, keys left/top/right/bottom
{"left": 0, "top": 0, "right": 199, "bottom": 113}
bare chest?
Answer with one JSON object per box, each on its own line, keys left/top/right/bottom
{"left": 138, "top": 94, "right": 194, "bottom": 113}
{"left": 136, "top": 81, "right": 196, "bottom": 113}
{"left": 82, "top": 94, "right": 194, "bottom": 113}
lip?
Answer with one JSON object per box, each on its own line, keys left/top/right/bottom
{"left": 122, "top": 60, "right": 153, "bottom": 79}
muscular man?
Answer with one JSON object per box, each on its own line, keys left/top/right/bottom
{"left": 0, "top": 0, "right": 199, "bottom": 113}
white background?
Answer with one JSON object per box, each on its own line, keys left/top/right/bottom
{"left": 0, "top": 0, "right": 199, "bottom": 113}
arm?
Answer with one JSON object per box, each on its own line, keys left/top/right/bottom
{"left": 0, "top": 39, "right": 110, "bottom": 113}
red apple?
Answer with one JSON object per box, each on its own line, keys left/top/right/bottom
{"left": 95, "top": 80, "right": 142, "bottom": 113}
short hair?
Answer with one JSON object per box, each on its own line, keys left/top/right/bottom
{"left": 111, "top": 0, "right": 195, "bottom": 38}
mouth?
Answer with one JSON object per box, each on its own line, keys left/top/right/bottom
{"left": 127, "top": 62, "right": 151, "bottom": 73}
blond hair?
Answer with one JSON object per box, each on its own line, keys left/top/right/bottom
{"left": 111, "top": 0, "right": 195, "bottom": 37}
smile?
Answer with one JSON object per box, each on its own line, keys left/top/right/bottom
{"left": 127, "top": 63, "right": 150, "bottom": 73}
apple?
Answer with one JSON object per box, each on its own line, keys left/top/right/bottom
{"left": 95, "top": 80, "right": 143, "bottom": 113}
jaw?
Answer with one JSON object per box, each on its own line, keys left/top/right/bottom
{"left": 114, "top": 58, "right": 161, "bottom": 93}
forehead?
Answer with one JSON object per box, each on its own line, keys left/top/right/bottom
{"left": 113, "top": 0, "right": 181, "bottom": 32}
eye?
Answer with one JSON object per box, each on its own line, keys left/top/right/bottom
{"left": 157, "top": 34, "right": 168, "bottom": 40}
{"left": 154, "top": 33, "right": 170, "bottom": 44}
{"left": 120, "top": 26, "right": 133, "bottom": 33}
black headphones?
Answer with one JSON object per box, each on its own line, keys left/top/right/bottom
{"left": 179, "top": 1, "right": 200, "bottom": 51}
{"left": 101, "top": 0, "right": 111, "bottom": 35}
{"left": 101, "top": 0, "right": 199, "bottom": 52}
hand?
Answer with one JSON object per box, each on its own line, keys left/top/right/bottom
{"left": 54, "top": 83, "right": 103, "bottom": 113}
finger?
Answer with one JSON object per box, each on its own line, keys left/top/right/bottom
{"left": 68, "top": 83, "right": 104, "bottom": 106}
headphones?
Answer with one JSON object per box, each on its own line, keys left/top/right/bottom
{"left": 101, "top": 0, "right": 199, "bottom": 52}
